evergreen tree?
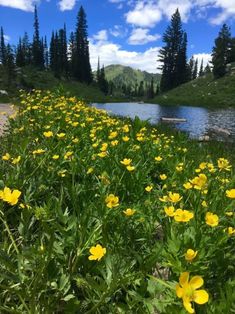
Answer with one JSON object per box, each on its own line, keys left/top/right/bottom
{"left": 44, "top": 37, "right": 49, "bottom": 69}
{"left": 192, "top": 58, "right": 198, "bottom": 79}
{"left": 204, "top": 63, "right": 211, "bottom": 74}
{"left": 96, "top": 57, "right": 100, "bottom": 82}
{"left": 32, "top": 5, "right": 44, "bottom": 68}
{"left": 138, "top": 81, "right": 144, "bottom": 97}
{"left": 229, "top": 38, "right": 235, "bottom": 63}
{"left": 68, "top": 31, "right": 75, "bottom": 76}
{"left": 0, "top": 26, "right": 6, "bottom": 65}
{"left": 212, "top": 24, "right": 232, "bottom": 78}
{"left": 147, "top": 77, "right": 155, "bottom": 99}
{"left": 5, "top": 44, "right": 16, "bottom": 86}
{"left": 155, "top": 84, "right": 160, "bottom": 96}
{"left": 57, "top": 25, "right": 68, "bottom": 77}
{"left": 98, "top": 65, "right": 109, "bottom": 95}
{"left": 16, "top": 37, "right": 25, "bottom": 66}
{"left": 22, "top": 32, "right": 32, "bottom": 65}
{"left": 188, "top": 56, "right": 195, "bottom": 81}
{"left": 199, "top": 59, "right": 204, "bottom": 77}
{"left": 158, "top": 9, "right": 188, "bottom": 91}
{"left": 74, "top": 6, "right": 92, "bottom": 83}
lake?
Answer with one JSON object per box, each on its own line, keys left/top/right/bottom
{"left": 91, "top": 102, "right": 235, "bottom": 142}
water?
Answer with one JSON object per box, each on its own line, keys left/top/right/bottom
{"left": 91, "top": 102, "right": 235, "bottom": 142}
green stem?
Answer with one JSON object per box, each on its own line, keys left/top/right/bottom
{"left": 0, "top": 215, "right": 19, "bottom": 255}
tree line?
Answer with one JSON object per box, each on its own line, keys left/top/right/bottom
{"left": 159, "top": 9, "right": 235, "bottom": 92}
{"left": 0, "top": 5, "right": 93, "bottom": 86}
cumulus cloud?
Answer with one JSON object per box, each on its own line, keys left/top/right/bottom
{"left": 0, "top": 0, "right": 39, "bottom": 11}
{"left": 128, "top": 28, "right": 161, "bottom": 45}
{"left": 109, "top": 25, "right": 128, "bottom": 38}
{"left": 89, "top": 39, "right": 161, "bottom": 73}
{"left": 58, "top": 0, "right": 77, "bottom": 11}
{"left": 93, "top": 30, "right": 108, "bottom": 42}
{"left": 125, "top": 0, "right": 235, "bottom": 27}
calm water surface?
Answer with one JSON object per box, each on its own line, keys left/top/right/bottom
{"left": 92, "top": 102, "right": 235, "bottom": 142}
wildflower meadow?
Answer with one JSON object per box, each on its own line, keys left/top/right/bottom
{"left": 0, "top": 90, "right": 235, "bottom": 313}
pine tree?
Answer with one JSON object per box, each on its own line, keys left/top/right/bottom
{"left": 212, "top": 24, "right": 232, "bottom": 78}
{"left": 74, "top": 6, "right": 92, "bottom": 83}
{"left": 32, "top": 5, "right": 44, "bottom": 68}
{"left": 0, "top": 26, "right": 6, "bottom": 65}
{"left": 188, "top": 56, "right": 195, "bottom": 80}
{"left": 204, "top": 63, "right": 211, "bottom": 74}
{"left": 229, "top": 37, "right": 235, "bottom": 63}
{"left": 98, "top": 65, "right": 109, "bottom": 95}
{"left": 68, "top": 31, "right": 75, "bottom": 76}
{"left": 5, "top": 44, "right": 16, "bottom": 86}
{"left": 22, "top": 32, "right": 32, "bottom": 65}
{"left": 44, "top": 37, "right": 49, "bottom": 69}
{"left": 199, "top": 59, "right": 204, "bottom": 77}
{"left": 138, "top": 81, "right": 144, "bottom": 97}
{"left": 16, "top": 37, "right": 25, "bottom": 66}
{"left": 158, "top": 9, "right": 188, "bottom": 91}
{"left": 192, "top": 58, "right": 198, "bottom": 80}
{"left": 147, "top": 77, "right": 155, "bottom": 99}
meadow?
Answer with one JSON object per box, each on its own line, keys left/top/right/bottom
{"left": 0, "top": 90, "right": 235, "bottom": 313}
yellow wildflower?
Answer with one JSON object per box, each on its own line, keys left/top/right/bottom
{"left": 201, "top": 201, "right": 208, "bottom": 208}
{"left": 88, "top": 244, "right": 106, "bottom": 261}
{"left": 217, "top": 158, "right": 231, "bottom": 171}
{"left": 225, "top": 211, "right": 233, "bottom": 216}
{"left": 12, "top": 156, "right": 21, "bottom": 164}
{"left": 52, "top": 155, "right": 60, "bottom": 160}
{"left": 33, "top": 149, "right": 45, "bottom": 155}
{"left": 145, "top": 185, "right": 153, "bottom": 192}
{"left": 190, "top": 174, "right": 207, "bottom": 190}
{"left": 64, "top": 151, "right": 73, "bottom": 159}
{"left": 183, "top": 182, "right": 193, "bottom": 190}
{"left": 168, "top": 192, "right": 182, "bottom": 203}
{"left": 0, "top": 187, "right": 21, "bottom": 206}
{"left": 97, "top": 151, "right": 107, "bottom": 158}
{"left": 120, "top": 158, "right": 132, "bottom": 166}
{"left": 160, "top": 174, "right": 167, "bottom": 180}
{"left": 228, "top": 227, "right": 235, "bottom": 235}
{"left": 57, "top": 133, "right": 66, "bottom": 138}
{"left": 87, "top": 167, "right": 94, "bottom": 174}
{"left": 122, "top": 136, "right": 130, "bottom": 142}
{"left": 226, "top": 189, "right": 235, "bottom": 199}
{"left": 164, "top": 206, "right": 175, "bottom": 217}
{"left": 126, "top": 165, "right": 135, "bottom": 172}
{"left": 205, "top": 212, "right": 219, "bottom": 227}
{"left": 2, "top": 153, "right": 11, "bottom": 161}
{"left": 174, "top": 209, "right": 194, "bottom": 222}
{"left": 123, "top": 208, "right": 136, "bottom": 216}
{"left": 185, "top": 249, "right": 198, "bottom": 262}
{"left": 155, "top": 156, "right": 162, "bottom": 162}
{"left": 176, "top": 272, "right": 209, "bottom": 313}
{"left": 43, "top": 131, "right": 53, "bottom": 138}
{"left": 105, "top": 194, "right": 119, "bottom": 208}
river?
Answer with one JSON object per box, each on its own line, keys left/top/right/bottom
{"left": 92, "top": 102, "right": 235, "bottom": 142}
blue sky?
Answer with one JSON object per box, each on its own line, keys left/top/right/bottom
{"left": 0, "top": 0, "right": 235, "bottom": 73}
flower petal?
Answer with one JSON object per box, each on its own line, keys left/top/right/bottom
{"left": 190, "top": 276, "right": 204, "bottom": 289}
{"left": 179, "top": 272, "right": 189, "bottom": 287}
{"left": 176, "top": 284, "right": 183, "bottom": 298}
{"left": 194, "top": 290, "right": 209, "bottom": 304}
{"left": 183, "top": 299, "right": 195, "bottom": 313}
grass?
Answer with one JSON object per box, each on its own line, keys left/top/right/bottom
{"left": 151, "top": 72, "right": 235, "bottom": 107}
{"left": 0, "top": 90, "right": 235, "bottom": 313}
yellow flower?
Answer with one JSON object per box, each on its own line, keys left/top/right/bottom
{"left": 12, "top": 156, "right": 21, "bottom": 164}
{"left": 33, "top": 149, "right": 46, "bottom": 155}
{"left": 168, "top": 192, "right": 183, "bottom": 203}
{"left": 0, "top": 187, "right": 21, "bottom": 206}
{"left": 155, "top": 156, "right": 162, "bottom": 162}
{"left": 205, "top": 212, "right": 219, "bottom": 227}
{"left": 97, "top": 151, "right": 107, "bottom": 158}
{"left": 2, "top": 153, "right": 11, "bottom": 161}
{"left": 183, "top": 182, "right": 193, "bottom": 190}
{"left": 105, "top": 194, "right": 119, "bottom": 208}
{"left": 58, "top": 170, "right": 67, "bottom": 177}
{"left": 185, "top": 249, "right": 198, "bottom": 262}
{"left": 87, "top": 167, "right": 94, "bottom": 174}
{"left": 108, "top": 131, "right": 118, "bottom": 139}
{"left": 176, "top": 165, "right": 183, "bottom": 172}
{"left": 64, "top": 151, "right": 73, "bottom": 159}
{"left": 120, "top": 158, "right": 132, "bottom": 166}
{"left": 88, "top": 244, "right": 106, "bottom": 261}
{"left": 43, "top": 131, "right": 53, "bottom": 137}
{"left": 174, "top": 209, "right": 194, "bottom": 222}
{"left": 126, "top": 165, "right": 135, "bottom": 172}
{"left": 199, "top": 162, "right": 207, "bottom": 170}
{"left": 217, "top": 158, "right": 231, "bottom": 171}
{"left": 201, "top": 201, "right": 208, "bottom": 208}
{"left": 225, "top": 211, "right": 233, "bottom": 216}
{"left": 176, "top": 272, "right": 209, "bottom": 313}
{"left": 226, "top": 189, "right": 235, "bottom": 199}
{"left": 190, "top": 174, "right": 207, "bottom": 190}
{"left": 145, "top": 185, "right": 153, "bottom": 192}
{"left": 160, "top": 174, "right": 167, "bottom": 180}
{"left": 227, "top": 227, "right": 235, "bottom": 235}
{"left": 52, "top": 155, "right": 60, "bottom": 160}
{"left": 123, "top": 208, "right": 136, "bottom": 216}
{"left": 122, "top": 136, "right": 130, "bottom": 142}
{"left": 57, "top": 132, "right": 66, "bottom": 138}
{"left": 164, "top": 206, "right": 175, "bottom": 217}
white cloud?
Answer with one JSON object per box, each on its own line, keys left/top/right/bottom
{"left": 0, "top": 0, "right": 39, "bottom": 11}
{"left": 89, "top": 39, "right": 161, "bottom": 73}
{"left": 3, "top": 35, "right": 10, "bottom": 42}
{"left": 109, "top": 25, "right": 128, "bottom": 38}
{"left": 125, "top": 0, "right": 235, "bottom": 27}
{"left": 193, "top": 53, "right": 212, "bottom": 67}
{"left": 58, "top": 0, "right": 77, "bottom": 11}
{"left": 93, "top": 30, "right": 108, "bottom": 42}
{"left": 128, "top": 28, "right": 161, "bottom": 45}
{"left": 126, "top": 1, "right": 162, "bottom": 27}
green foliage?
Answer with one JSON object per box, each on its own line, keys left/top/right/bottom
{"left": 0, "top": 90, "right": 235, "bottom": 312}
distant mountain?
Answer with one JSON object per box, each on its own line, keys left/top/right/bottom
{"left": 95, "top": 64, "right": 161, "bottom": 87}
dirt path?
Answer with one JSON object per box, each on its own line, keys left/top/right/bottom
{"left": 0, "top": 104, "right": 16, "bottom": 137}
